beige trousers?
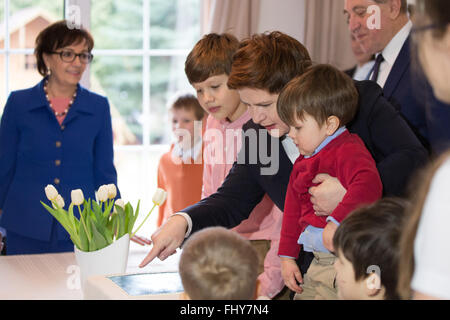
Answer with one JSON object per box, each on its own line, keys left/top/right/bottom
{"left": 294, "top": 251, "right": 338, "bottom": 300}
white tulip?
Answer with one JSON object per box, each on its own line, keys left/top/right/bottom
{"left": 71, "top": 189, "right": 84, "bottom": 206}
{"left": 45, "top": 184, "right": 58, "bottom": 201}
{"left": 107, "top": 184, "right": 117, "bottom": 199}
{"left": 152, "top": 188, "right": 167, "bottom": 206}
{"left": 97, "top": 185, "right": 109, "bottom": 202}
{"left": 55, "top": 194, "right": 65, "bottom": 208}
{"left": 114, "top": 198, "right": 125, "bottom": 209}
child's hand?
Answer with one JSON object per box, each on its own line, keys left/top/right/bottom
{"left": 280, "top": 257, "right": 303, "bottom": 293}
{"left": 131, "top": 234, "right": 152, "bottom": 246}
{"left": 323, "top": 221, "right": 338, "bottom": 253}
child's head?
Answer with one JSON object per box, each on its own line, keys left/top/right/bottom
{"left": 169, "top": 93, "right": 205, "bottom": 149}
{"left": 227, "top": 31, "right": 312, "bottom": 137}
{"left": 333, "top": 198, "right": 407, "bottom": 300}
{"left": 179, "top": 227, "right": 259, "bottom": 300}
{"left": 277, "top": 64, "right": 358, "bottom": 156}
{"left": 185, "top": 33, "right": 245, "bottom": 122}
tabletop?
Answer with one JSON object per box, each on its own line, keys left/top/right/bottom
{"left": 0, "top": 242, "right": 181, "bottom": 300}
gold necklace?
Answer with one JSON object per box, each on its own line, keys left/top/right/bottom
{"left": 43, "top": 80, "right": 77, "bottom": 117}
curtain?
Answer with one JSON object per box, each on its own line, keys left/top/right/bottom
{"left": 202, "top": 0, "right": 260, "bottom": 40}
{"left": 303, "top": 0, "right": 356, "bottom": 70}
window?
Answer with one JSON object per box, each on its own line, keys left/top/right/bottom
{"left": 0, "top": 0, "right": 202, "bottom": 233}
{"left": 0, "top": 0, "right": 64, "bottom": 109}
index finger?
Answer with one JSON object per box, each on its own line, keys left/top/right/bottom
{"left": 139, "top": 244, "right": 162, "bottom": 268}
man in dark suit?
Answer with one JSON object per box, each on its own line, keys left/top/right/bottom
{"left": 344, "top": 0, "right": 450, "bottom": 154}
{"left": 345, "top": 34, "right": 375, "bottom": 80}
{"left": 138, "top": 32, "right": 427, "bottom": 272}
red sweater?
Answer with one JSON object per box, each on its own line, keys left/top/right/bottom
{"left": 278, "top": 130, "right": 383, "bottom": 258}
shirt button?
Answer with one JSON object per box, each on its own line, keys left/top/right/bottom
{"left": 55, "top": 141, "right": 62, "bottom": 148}
{"left": 61, "top": 125, "right": 65, "bottom": 131}
{"left": 54, "top": 178, "right": 60, "bottom": 185}
{"left": 55, "top": 160, "right": 61, "bottom": 166}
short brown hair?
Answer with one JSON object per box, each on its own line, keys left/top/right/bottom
{"left": 185, "top": 33, "right": 239, "bottom": 84}
{"left": 227, "top": 31, "right": 312, "bottom": 94}
{"left": 179, "top": 227, "right": 258, "bottom": 300}
{"left": 277, "top": 64, "right": 358, "bottom": 127}
{"left": 34, "top": 20, "right": 94, "bottom": 76}
{"left": 333, "top": 198, "right": 408, "bottom": 300}
{"left": 170, "top": 93, "right": 205, "bottom": 120}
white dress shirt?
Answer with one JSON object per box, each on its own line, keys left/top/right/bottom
{"left": 176, "top": 135, "right": 300, "bottom": 238}
{"left": 371, "top": 20, "right": 412, "bottom": 88}
{"left": 171, "top": 138, "right": 203, "bottom": 163}
{"left": 353, "top": 60, "right": 376, "bottom": 81}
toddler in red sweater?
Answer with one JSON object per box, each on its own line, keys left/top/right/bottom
{"left": 276, "top": 64, "right": 383, "bottom": 300}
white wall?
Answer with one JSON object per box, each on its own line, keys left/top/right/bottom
{"left": 256, "top": 0, "right": 305, "bottom": 44}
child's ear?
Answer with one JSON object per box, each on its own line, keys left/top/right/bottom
{"left": 365, "top": 272, "right": 383, "bottom": 298}
{"left": 325, "top": 116, "right": 340, "bottom": 135}
{"left": 253, "top": 279, "right": 261, "bottom": 300}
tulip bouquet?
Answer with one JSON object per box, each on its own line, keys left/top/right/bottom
{"left": 41, "top": 184, "right": 167, "bottom": 252}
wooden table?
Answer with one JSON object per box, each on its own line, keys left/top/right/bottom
{"left": 0, "top": 243, "right": 181, "bottom": 300}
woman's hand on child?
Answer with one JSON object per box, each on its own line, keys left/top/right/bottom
{"left": 280, "top": 257, "right": 303, "bottom": 293}
{"left": 322, "top": 221, "right": 338, "bottom": 253}
{"left": 309, "top": 173, "right": 347, "bottom": 216}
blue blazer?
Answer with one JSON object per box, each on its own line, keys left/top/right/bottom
{"left": 0, "top": 78, "right": 118, "bottom": 242}
{"left": 384, "top": 36, "right": 450, "bottom": 154}
{"left": 183, "top": 81, "right": 428, "bottom": 235}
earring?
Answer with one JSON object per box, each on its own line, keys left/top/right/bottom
{"left": 47, "top": 68, "right": 51, "bottom": 76}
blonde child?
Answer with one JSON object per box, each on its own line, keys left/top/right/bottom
{"left": 179, "top": 226, "right": 259, "bottom": 300}
{"left": 156, "top": 93, "right": 205, "bottom": 227}
{"left": 277, "top": 64, "right": 383, "bottom": 300}
{"left": 184, "top": 33, "right": 284, "bottom": 299}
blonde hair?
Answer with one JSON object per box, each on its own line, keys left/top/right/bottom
{"left": 179, "top": 227, "right": 258, "bottom": 300}
{"left": 397, "top": 150, "right": 450, "bottom": 299}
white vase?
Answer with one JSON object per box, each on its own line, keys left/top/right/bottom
{"left": 74, "top": 234, "right": 130, "bottom": 291}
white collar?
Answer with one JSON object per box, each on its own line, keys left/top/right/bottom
{"left": 381, "top": 20, "right": 412, "bottom": 67}
{"left": 281, "top": 136, "right": 300, "bottom": 164}
{"left": 172, "top": 138, "right": 203, "bottom": 163}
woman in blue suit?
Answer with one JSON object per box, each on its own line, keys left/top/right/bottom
{"left": 0, "top": 20, "right": 119, "bottom": 255}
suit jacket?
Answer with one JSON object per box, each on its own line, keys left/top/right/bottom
{"left": 344, "top": 66, "right": 356, "bottom": 79}
{"left": 384, "top": 36, "right": 450, "bottom": 154}
{"left": 183, "top": 80, "right": 428, "bottom": 235}
{"left": 0, "top": 78, "right": 118, "bottom": 241}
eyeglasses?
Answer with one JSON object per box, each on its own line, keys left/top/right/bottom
{"left": 411, "top": 23, "right": 440, "bottom": 34}
{"left": 49, "top": 50, "right": 94, "bottom": 64}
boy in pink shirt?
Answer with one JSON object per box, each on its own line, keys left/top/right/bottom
{"left": 184, "top": 33, "right": 285, "bottom": 299}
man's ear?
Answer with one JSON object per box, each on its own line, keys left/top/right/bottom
{"left": 325, "top": 116, "right": 340, "bottom": 135}
{"left": 388, "top": 0, "right": 403, "bottom": 19}
{"left": 365, "top": 272, "right": 383, "bottom": 297}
